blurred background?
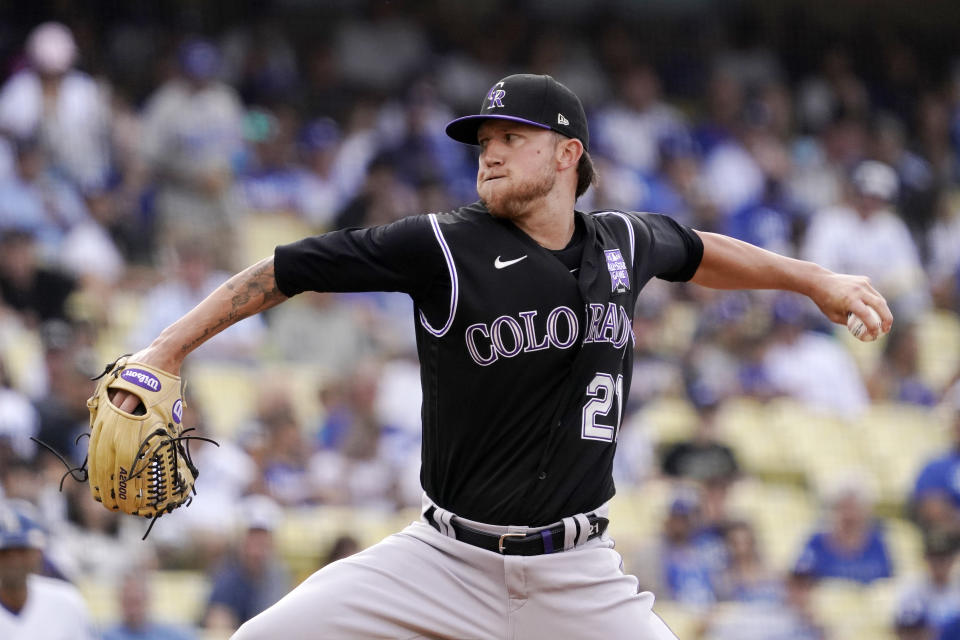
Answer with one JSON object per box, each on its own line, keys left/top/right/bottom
{"left": 1, "top": 0, "right": 960, "bottom": 638}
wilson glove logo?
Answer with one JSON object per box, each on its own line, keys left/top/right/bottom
{"left": 121, "top": 369, "right": 161, "bottom": 392}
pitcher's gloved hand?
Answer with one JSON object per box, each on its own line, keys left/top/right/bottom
{"left": 86, "top": 357, "right": 208, "bottom": 532}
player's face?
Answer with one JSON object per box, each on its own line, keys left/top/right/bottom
{"left": 0, "top": 547, "right": 40, "bottom": 589}
{"left": 476, "top": 120, "right": 558, "bottom": 220}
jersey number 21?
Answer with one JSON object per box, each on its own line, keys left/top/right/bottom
{"left": 581, "top": 372, "right": 624, "bottom": 442}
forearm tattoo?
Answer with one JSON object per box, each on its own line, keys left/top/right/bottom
{"left": 179, "top": 257, "right": 286, "bottom": 354}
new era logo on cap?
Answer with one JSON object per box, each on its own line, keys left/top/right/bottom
{"left": 445, "top": 74, "right": 589, "bottom": 151}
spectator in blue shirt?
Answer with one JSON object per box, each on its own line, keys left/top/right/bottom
{"left": 203, "top": 496, "right": 290, "bottom": 633}
{"left": 794, "top": 476, "right": 893, "bottom": 584}
{"left": 632, "top": 489, "right": 717, "bottom": 608}
{"left": 942, "top": 613, "right": 960, "bottom": 640}
{"left": 911, "top": 393, "right": 960, "bottom": 533}
{"left": 895, "top": 529, "right": 960, "bottom": 636}
{"left": 662, "top": 497, "right": 718, "bottom": 607}
{"left": 641, "top": 131, "right": 715, "bottom": 230}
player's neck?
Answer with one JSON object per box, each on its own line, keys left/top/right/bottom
{"left": 510, "top": 192, "right": 576, "bottom": 250}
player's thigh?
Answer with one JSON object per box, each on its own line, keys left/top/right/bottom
{"left": 515, "top": 542, "right": 679, "bottom": 640}
{"left": 232, "top": 523, "right": 506, "bottom": 640}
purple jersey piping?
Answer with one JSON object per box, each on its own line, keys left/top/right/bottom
{"left": 596, "top": 211, "right": 635, "bottom": 266}
{"left": 419, "top": 213, "right": 459, "bottom": 337}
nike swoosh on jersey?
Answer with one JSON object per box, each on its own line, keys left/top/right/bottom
{"left": 494, "top": 255, "right": 528, "bottom": 269}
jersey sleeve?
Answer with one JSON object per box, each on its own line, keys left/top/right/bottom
{"left": 274, "top": 214, "right": 444, "bottom": 298}
{"left": 631, "top": 212, "right": 704, "bottom": 282}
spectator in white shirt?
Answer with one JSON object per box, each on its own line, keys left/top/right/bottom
{"left": 927, "top": 192, "right": 960, "bottom": 311}
{"left": 802, "top": 160, "right": 931, "bottom": 320}
{"left": 0, "top": 23, "right": 111, "bottom": 191}
{"left": 0, "top": 502, "right": 97, "bottom": 640}
{"left": 761, "top": 295, "right": 870, "bottom": 416}
{"left": 140, "top": 38, "right": 244, "bottom": 267}
{"left": 591, "top": 62, "right": 686, "bottom": 176}
{"left": 0, "top": 137, "right": 90, "bottom": 259}
{"left": 0, "top": 361, "right": 38, "bottom": 463}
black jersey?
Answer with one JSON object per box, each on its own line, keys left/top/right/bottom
{"left": 275, "top": 201, "right": 703, "bottom": 525}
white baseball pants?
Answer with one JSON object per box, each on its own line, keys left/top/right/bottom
{"left": 232, "top": 504, "right": 678, "bottom": 639}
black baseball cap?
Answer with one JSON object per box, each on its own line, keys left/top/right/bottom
{"left": 445, "top": 74, "right": 589, "bottom": 151}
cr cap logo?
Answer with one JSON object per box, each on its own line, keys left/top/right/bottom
{"left": 121, "top": 368, "right": 161, "bottom": 392}
{"left": 172, "top": 399, "right": 183, "bottom": 424}
{"left": 486, "top": 81, "right": 505, "bottom": 109}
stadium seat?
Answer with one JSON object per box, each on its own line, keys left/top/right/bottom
{"left": 640, "top": 395, "right": 699, "bottom": 445}
{"left": 884, "top": 518, "right": 924, "bottom": 577}
{"left": 274, "top": 506, "right": 418, "bottom": 583}
{"left": 806, "top": 577, "right": 901, "bottom": 639}
{"left": 150, "top": 570, "right": 211, "bottom": 625}
{"left": 716, "top": 397, "right": 795, "bottom": 478}
{"left": 853, "top": 402, "right": 949, "bottom": 508}
{"left": 93, "top": 291, "right": 147, "bottom": 360}
{"left": 726, "top": 479, "right": 816, "bottom": 572}
{"left": 866, "top": 578, "right": 899, "bottom": 625}
{"left": 187, "top": 360, "right": 327, "bottom": 440}
{"left": 655, "top": 300, "right": 700, "bottom": 356}
{"left": 240, "top": 212, "right": 316, "bottom": 268}
{"left": 186, "top": 363, "right": 259, "bottom": 439}
{"left": 76, "top": 570, "right": 210, "bottom": 627}
{"left": 0, "top": 321, "right": 43, "bottom": 394}
{"left": 765, "top": 399, "right": 874, "bottom": 492}
{"left": 76, "top": 575, "right": 118, "bottom": 623}
{"left": 260, "top": 361, "right": 326, "bottom": 427}
{"left": 810, "top": 578, "right": 880, "bottom": 639}
{"left": 609, "top": 479, "right": 675, "bottom": 541}
{"left": 652, "top": 600, "right": 703, "bottom": 639}
{"left": 916, "top": 309, "right": 960, "bottom": 390}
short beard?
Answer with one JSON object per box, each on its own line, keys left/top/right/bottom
{"left": 480, "top": 163, "right": 556, "bottom": 220}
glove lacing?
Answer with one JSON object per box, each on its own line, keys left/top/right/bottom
{"left": 33, "top": 356, "right": 219, "bottom": 539}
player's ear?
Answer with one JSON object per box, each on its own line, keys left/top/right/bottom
{"left": 555, "top": 136, "right": 583, "bottom": 172}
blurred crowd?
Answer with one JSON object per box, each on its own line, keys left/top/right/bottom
{"left": 2, "top": 2, "right": 960, "bottom": 638}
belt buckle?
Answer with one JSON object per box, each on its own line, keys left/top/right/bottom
{"left": 498, "top": 532, "right": 525, "bottom": 554}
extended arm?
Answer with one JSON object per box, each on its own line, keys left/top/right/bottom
{"left": 691, "top": 231, "right": 893, "bottom": 334}
{"left": 113, "top": 256, "right": 287, "bottom": 411}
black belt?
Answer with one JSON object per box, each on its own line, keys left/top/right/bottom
{"left": 424, "top": 506, "right": 608, "bottom": 556}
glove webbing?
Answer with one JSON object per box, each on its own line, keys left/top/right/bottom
{"left": 32, "top": 356, "right": 218, "bottom": 539}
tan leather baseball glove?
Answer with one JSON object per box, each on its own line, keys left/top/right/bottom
{"left": 86, "top": 357, "right": 206, "bottom": 533}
